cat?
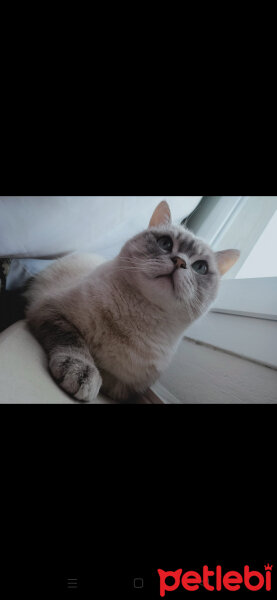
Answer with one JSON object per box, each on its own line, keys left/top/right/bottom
{"left": 25, "top": 201, "right": 240, "bottom": 402}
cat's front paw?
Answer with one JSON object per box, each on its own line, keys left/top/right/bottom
{"left": 49, "top": 352, "right": 102, "bottom": 402}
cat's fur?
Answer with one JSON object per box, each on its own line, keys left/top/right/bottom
{"left": 25, "top": 201, "right": 240, "bottom": 402}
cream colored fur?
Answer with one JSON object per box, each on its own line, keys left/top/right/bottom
{"left": 25, "top": 202, "right": 240, "bottom": 402}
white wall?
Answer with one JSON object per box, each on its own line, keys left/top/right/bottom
{"left": 0, "top": 196, "right": 202, "bottom": 258}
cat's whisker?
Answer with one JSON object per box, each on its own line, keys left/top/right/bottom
{"left": 24, "top": 197, "right": 236, "bottom": 404}
{"left": 117, "top": 257, "right": 162, "bottom": 265}
{"left": 113, "top": 268, "right": 157, "bottom": 274}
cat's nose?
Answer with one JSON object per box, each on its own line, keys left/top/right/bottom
{"left": 171, "top": 256, "right": 187, "bottom": 269}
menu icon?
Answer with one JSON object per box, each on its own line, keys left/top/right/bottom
{"left": 67, "top": 578, "right": 78, "bottom": 590}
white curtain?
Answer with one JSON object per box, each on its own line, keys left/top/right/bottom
{"left": 0, "top": 196, "right": 203, "bottom": 259}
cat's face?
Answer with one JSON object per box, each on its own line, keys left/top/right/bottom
{"left": 118, "top": 201, "right": 240, "bottom": 323}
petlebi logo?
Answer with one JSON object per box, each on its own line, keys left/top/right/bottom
{"left": 157, "top": 564, "right": 273, "bottom": 595}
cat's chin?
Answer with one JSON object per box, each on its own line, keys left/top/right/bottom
{"left": 154, "top": 273, "right": 176, "bottom": 294}
{"left": 155, "top": 273, "right": 174, "bottom": 285}
{"left": 154, "top": 270, "right": 187, "bottom": 295}
{"left": 165, "top": 273, "right": 195, "bottom": 307}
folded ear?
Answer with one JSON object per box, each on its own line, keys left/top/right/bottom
{"left": 215, "top": 249, "right": 241, "bottom": 276}
{"left": 149, "top": 201, "right": 172, "bottom": 228}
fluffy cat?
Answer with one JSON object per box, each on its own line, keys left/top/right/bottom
{"left": 25, "top": 201, "right": 240, "bottom": 402}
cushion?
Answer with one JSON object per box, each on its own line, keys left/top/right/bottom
{"left": 0, "top": 321, "right": 114, "bottom": 404}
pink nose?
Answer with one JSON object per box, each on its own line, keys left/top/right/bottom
{"left": 171, "top": 256, "right": 187, "bottom": 269}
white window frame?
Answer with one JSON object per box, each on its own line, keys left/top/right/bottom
{"left": 190, "top": 197, "right": 277, "bottom": 366}
{"left": 185, "top": 196, "right": 277, "bottom": 369}
{"left": 187, "top": 195, "right": 277, "bottom": 278}
{"left": 153, "top": 196, "right": 277, "bottom": 404}
{"left": 211, "top": 277, "right": 277, "bottom": 321}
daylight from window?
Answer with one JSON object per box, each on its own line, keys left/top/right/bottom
{"left": 236, "top": 210, "right": 277, "bottom": 279}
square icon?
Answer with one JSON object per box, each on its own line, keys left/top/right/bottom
{"left": 134, "top": 578, "right": 144, "bottom": 589}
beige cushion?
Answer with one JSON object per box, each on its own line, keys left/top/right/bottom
{"left": 0, "top": 321, "right": 113, "bottom": 404}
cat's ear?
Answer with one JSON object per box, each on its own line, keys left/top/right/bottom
{"left": 148, "top": 201, "right": 172, "bottom": 228}
{"left": 215, "top": 249, "right": 241, "bottom": 276}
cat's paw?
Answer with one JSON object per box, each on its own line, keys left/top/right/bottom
{"left": 49, "top": 352, "right": 102, "bottom": 402}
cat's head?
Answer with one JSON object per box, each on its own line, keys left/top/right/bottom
{"left": 118, "top": 201, "right": 240, "bottom": 323}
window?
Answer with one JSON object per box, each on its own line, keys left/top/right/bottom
{"left": 170, "top": 196, "right": 277, "bottom": 372}
{"left": 187, "top": 195, "right": 277, "bottom": 280}
{"left": 236, "top": 209, "right": 277, "bottom": 279}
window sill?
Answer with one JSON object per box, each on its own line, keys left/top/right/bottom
{"left": 184, "top": 311, "right": 277, "bottom": 370}
{"left": 151, "top": 336, "right": 277, "bottom": 404}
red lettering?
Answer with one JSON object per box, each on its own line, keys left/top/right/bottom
{"left": 265, "top": 569, "right": 272, "bottom": 591}
{"left": 223, "top": 571, "right": 243, "bottom": 591}
{"left": 157, "top": 564, "right": 271, "bottom": 594}
{"left": 203, "top": 565, "right": 215, "bottom": 591}
{"left": 158, "top": 569, "right": 182, "bottom": 597}
{"left": 181, "top": 571, "right": 202, "bottom": 591}
{"left": 244, "top": 566, "right": 264, "bottom": 591}
{"left": 216, "top": 565, "right": 222, "bottom": 591}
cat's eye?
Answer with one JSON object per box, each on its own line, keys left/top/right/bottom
{"left": 157, "top": 236, "right": 173, "bottom": 252}
{"left": 192, "top": 260, "right": 209, "bottom": 275}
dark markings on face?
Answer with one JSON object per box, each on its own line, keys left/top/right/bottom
{"left": 144, "top": 232, "right": 164, "bottom": 257}
{"left": 179, "top": 237, "right": 200, "bottom": 257}
{"left": 143, "top": 228, "right": 208, "bottom": 262}
{"left": 118, "top": 225, "right": 221, "bottom": 319}
{"left": 123, "top": 226, "right": 220, "bottom": 313}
